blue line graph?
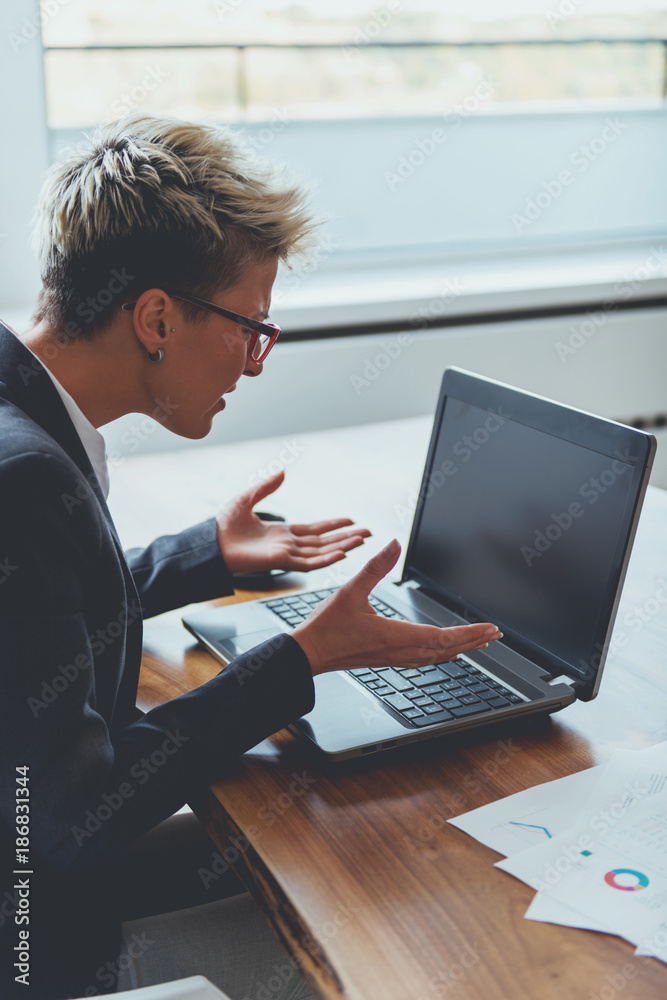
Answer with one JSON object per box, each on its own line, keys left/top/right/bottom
{"left": 508, "top": 821, "right": 553, "bottom": 838}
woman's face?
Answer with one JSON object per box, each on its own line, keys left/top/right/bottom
{"left": 158, "top": 256, "right": 278, "bottom": 439}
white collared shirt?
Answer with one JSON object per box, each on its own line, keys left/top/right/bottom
{"left": 30, "top": 353, "right": 110, "bottom": 499}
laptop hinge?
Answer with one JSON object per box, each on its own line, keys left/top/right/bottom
{"left": 549, "top": 674, "right": 576, "bottom": 688}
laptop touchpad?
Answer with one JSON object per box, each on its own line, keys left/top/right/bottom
{"left": 219, "top": 628, "right": 283, "bottom": 657}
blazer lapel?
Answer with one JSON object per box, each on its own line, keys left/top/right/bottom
{"left": 0, "top": 322, "right": 119, "bottom": 530}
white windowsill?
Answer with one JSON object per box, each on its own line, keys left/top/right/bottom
{"left": 272, "top": 235, "right": 667, "bottom": 332}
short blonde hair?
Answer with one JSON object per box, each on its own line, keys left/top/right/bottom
{"left": 32, "top": 112, "right": 319, "bottom": 336}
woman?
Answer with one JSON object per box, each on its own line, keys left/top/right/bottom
{"left": 0, "top": 113, "right": 500, "bottom": 1000}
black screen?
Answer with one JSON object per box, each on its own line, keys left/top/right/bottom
{"left": 409, "top": 397, "right": 636, "bottom": 676}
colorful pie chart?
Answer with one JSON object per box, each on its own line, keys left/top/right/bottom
{"left": 604, "top": 868, "right": 649, "bottom": 891}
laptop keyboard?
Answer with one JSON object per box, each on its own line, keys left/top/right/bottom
{"left": 265, "top": 590, "right": 525, "bottom": 728}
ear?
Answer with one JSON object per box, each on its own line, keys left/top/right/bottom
{"left": 127, "top": 289, "right": 179, "bottom": 355}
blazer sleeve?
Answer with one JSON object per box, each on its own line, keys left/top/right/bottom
{"left": 124, "top": 518, "right": 235, "bottom": 618}
{"left": 0, "top": 453, "right": 316, "bottom": 875}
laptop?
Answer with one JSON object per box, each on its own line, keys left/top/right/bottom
{"left": 183, "top": 368, "right": 656, "bottom": 761}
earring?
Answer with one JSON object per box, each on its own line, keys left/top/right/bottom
{"left": 146, "top": 348, "right": 164, "bottom": 364}
{"left": 170, "top": 327, "right": 176, "bottom": 332}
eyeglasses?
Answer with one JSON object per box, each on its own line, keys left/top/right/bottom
{"left": 121, "top": 291, "right": 281, "bottom": 363}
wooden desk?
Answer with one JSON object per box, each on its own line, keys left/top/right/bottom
{"left": 108, "top": 417, "right": 667, "bottom": 1000}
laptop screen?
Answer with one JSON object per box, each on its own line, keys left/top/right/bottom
{"left": 407, "top": 387, "right": 646, "bottom": 693}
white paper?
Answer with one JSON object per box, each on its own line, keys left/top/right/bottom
{"left": 448, "top": 765, "right": 600, "bottom": 857}
{"left": 450, "top": 741, "right": 667, "bottom": 949}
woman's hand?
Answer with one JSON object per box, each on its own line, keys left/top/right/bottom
{"left": 292, "top": 539, "right": 502, "bottom": 676}
{"left": 216, "top": 470, "right": 371, "bottom": 576}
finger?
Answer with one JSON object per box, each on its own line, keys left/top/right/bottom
{"left": 228, "top": 470, "right": 285, "bottom": 515}
{"left": 290, "top": 518, "right": 356, "bottom": 536}
{"left": 290, "top": 536, "right": 366, "bottom": 557}
{"left": 435, "top": 623, "right": 501, "bottom": 648}
{"left": 284, "top": 551, "right": 348, "bottom": 572}
{"left": 245, "top": 469, "right": 286, "bottom": 508}
{"left": 290, "top": 529, "right": 372, "bottom": 547}
{"left": 343, "top": 539, "right": 402, "bottom": 598}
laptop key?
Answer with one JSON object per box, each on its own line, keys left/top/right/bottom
{"left": 411, "top": 710, "right": 453, "bottom": 727}
{"left": 439, "top": 698, "right": 462, "bottom": 710}
{"left": 423, "top": 702, "right": 446, "bottom": 714}
{"left": 413, "top": 696, "right": 434, "bottom": 707}
{"left": 373, "top": 685, "right": 396, "bottom": 697}
{"left": 460, "top": 694, "right": 484, "bottom": 706}
{"left": 411, "top": 669, "right": 448, "bottom": 688}
{"left": 451, "top": 703, "right": 491, "bottom": 718}
{"left": 469, "top": 682, "right": 493, "bottom": 695}
{"left": 423, "top": 685, "right": 444, "bottom": 696}
{"left": 375, "top": 668, "right": 413, "bottom": 692}
{"left": 383, "top": 693, "right": 413, "bottom": 712}
{"left": 351, "top": 670, "right": 375, "bottom": 682}
{"left": 487, "top": 695, "right": 511, "bottom": 708}
{"left": 506, "top": 693, "right": 524, "bottom": 703}
{"left": 403, "top": 707, "right": 425, "bottom": 719}
{"left": 446, "top": 686, "right": 467, "bottom": 699}
{"left": 439, "top": 663, "right": 467, "bottom": 679}
{"left": 432, "top": 691, "right": 460, "bottom": 705}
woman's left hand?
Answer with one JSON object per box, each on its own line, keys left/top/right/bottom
{"left": 215, "top": 470, "right": 371, "bottom": 575}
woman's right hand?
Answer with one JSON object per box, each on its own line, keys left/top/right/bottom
{"left": 292, "top": 538, "right": 502, "bottom": 677}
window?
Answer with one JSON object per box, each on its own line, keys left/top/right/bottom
{"left": 43, "top": 0, "right": 667, "bottom": 134}
{"left": 33, "top": 1, "right": 667, "bottom": 323}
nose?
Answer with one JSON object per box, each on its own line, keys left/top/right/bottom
{"left": 243, "top": 355, "right": 263, "bottom": 378}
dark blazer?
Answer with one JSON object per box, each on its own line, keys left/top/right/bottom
{"left": 0, "top": 324, "right": 315, "bottom": 999}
